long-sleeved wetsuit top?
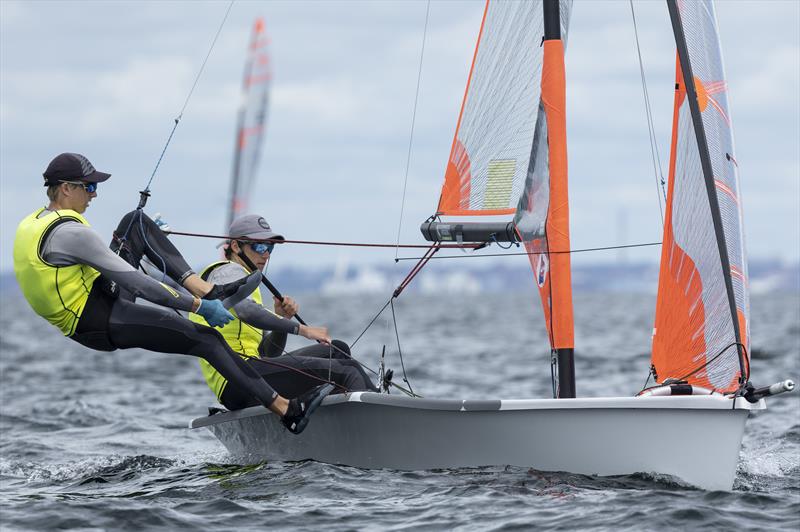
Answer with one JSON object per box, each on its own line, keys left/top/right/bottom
{"left": 205, "top": 262, "right": 299, "bottom": 357}
{"left": 41, "top": 218, "right": 196, "bottom": 312}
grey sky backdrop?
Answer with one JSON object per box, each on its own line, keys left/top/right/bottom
{"left": 1, "top": 0, "right": 798, "bottom": 278}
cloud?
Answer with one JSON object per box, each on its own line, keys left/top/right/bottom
{"left": 0, "top": 0, "right": 798, "bottom": 273}
{"left": 736, "top": 46, "right": 800, "bottom": 115}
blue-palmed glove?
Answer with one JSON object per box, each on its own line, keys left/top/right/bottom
{"left": 197, "top": 299, "right": 234, "bottom": 327}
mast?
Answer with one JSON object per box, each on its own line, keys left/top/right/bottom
{"left": 666, "top": 0, "right": 747, "bottom": 384}
{"left": 541, "top": 0, "right": 575, "bottom": 398}
{"left": 421, "top": 0, "right": 575, "bottom": 398}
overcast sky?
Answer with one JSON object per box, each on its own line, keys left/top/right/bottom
{"left": 1, "top": 0, "right": 798, "bottom": 277}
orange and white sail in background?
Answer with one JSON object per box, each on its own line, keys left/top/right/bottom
{"left": 653, "top": 0, "right": 749, "bottom": 393}
{"left": 228, "top": 17, "right": 272, "bottom": 228}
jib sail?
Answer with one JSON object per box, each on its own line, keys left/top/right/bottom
{"left": 653, "top": 0, "right": 750, "bottom": 393}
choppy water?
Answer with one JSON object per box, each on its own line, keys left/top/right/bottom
{"left": 1, "top": 290, "right": 798, "bottom": 530}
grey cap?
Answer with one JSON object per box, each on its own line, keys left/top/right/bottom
{"left": 228, "top": 214, "right": 284, "bottom": 242}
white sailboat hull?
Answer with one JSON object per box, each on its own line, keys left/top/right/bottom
{"left": 190, "top": 393, "right": 765, "bottom": 491}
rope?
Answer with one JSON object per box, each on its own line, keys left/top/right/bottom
{"left": 390, "top": 299, "right": 415, "bottom": 396}
{"left": 351, "top": 299, "right": 392, "bottom": 349}
{"left": 395, "top": 241, "right": 663, "bottom": 261}
{"left": 167, "top": 229, "right": 659, "bottom": 260}
{"left": 395, "top": 0, "right": 431, "bottom": 260}
{"left": 165, "top": 229, "right": 481, "bottom": 250}
{"left": 642, "top": 343, "right": 749, "bottom": 398}
{"left": 143, "top": 0, "right": 235, "bottom": 194}
{"left": 248, "top": 356, "right": 350, "bottom": 394}
{"left": 629, "top": 0, "right": 667, "bottom": 225}
{"left": 116, "top": 1, "right": 235, "bottom": 248}
{"left": 674, "top": 342, "right": 749, "bottom": 385}
{"left": 393, "top": 244, "right": 440, "bottom": 297}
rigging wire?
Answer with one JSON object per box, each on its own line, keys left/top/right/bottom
{"left": 165, "top": 229, "right": 480, "bottom": 249}
{"left": 351, "top": 299, "right": 392, "bottom": 349}
{"left": 143, "top": 0, "right": 235, "bottom": 195}
{"left": 390, "top": 299, "right": 415, "bottom": 396}
{"left": 629, "top": 0, "right": 667, "bottom": 226}
{"left": 248, "top": 316, "right": 416, "bottom": 397}
{"left": 116, "top": 1, "right": 235, "bottom": 257}
{"left": 394, "top": 241, "right": 663, "bottom": 261}
{"left": 395, "top": 0, "right": 432, "bottom": 261}
{"left": 165, "top": 229, "right": 658, "bottom": 259}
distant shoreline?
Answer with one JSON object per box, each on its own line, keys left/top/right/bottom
{"left": 2, "top": 259, "right": 797, "bottom": 296}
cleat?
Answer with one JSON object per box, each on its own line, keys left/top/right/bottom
{"left": 281, "top": 383, "right": 334, "bottom": 435}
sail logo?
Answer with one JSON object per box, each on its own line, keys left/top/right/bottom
{"left": 536, "top": 253, "right": 549, "bottom": 287}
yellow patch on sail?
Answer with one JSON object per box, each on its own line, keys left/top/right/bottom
{"left": 483, "top": 159, "right": 516, "bottom": 209}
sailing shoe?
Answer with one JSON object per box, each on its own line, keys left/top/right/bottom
{"left": 281, "top": 383, "right": 334, "bottom": 435}
{"left": 203, "top": 271, "right": 262, "bottom": 310}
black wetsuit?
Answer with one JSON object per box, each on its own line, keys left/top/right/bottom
{"left": 198, "top": 260, "right": 378, "bottom": 410}
{"left": 45, "top": 209, "right": 376, "bottom": 411}
{"left": 43, "top": 209, "right": 280, "bottom": 408}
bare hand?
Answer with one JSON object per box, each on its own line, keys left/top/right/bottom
{"left": 299, "top": 325, "right": 331, "bottom": 344}
{"left": 274, "top": 296, "right": 299, "bottom": 318}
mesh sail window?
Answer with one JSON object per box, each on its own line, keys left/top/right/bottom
{"left": 653, "top": 0, "right": 749, "bottom": 393}
{"left": 228, "top": 18, "right": 272, "bottom": 228}
{"left": 438, "top": 0, "right": 551, "bottom": 216}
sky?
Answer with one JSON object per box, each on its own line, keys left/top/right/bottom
{"left": 1, "top": 0, "right": 798, "bottom": 277}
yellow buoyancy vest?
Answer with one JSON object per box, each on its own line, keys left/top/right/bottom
{"left": 13, "top": 208, "right": 101, "bottom": 336}
{"left": 189, "top": 260, "right": 264, "bottom": 401}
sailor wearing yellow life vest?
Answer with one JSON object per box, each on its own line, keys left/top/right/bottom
{"left": 13, "top": 152, "right": 332, "bottom": 434}
{"left": 190, "top": 214, "right": 379, "bottom": 413}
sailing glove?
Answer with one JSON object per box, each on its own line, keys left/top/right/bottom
{"left": 197, "top": 299, "right": 234, "bottom": 327}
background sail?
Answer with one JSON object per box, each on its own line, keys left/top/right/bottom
{"left": 653, "top": 0, "right": 749, "bottom": 393}
{"left": 227, "top": 17, "right": 272, "bottom": 228}
{"left": 437, "top": 0, "right": 550, "bottom": 216}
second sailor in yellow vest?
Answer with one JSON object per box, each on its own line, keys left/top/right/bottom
{"left": 190, "top": 214, "right": 379, "bottom": 411}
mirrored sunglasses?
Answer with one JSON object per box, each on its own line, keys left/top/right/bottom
{"left": 62, "top": 181, "right": 98, "bottom": 193}
{"left": 248, "top": 242, "right": 274, "bottom": 255}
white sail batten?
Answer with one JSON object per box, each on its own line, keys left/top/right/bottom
{"left": 653, "top": 0, "right": 749, "bottom": 393}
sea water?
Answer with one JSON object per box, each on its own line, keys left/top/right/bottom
{"left": 1, "top": 290, "right": 798, "bottom": 531}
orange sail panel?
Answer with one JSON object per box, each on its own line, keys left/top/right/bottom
{"left": 652, "top": 1, "right": 749, "bottom": 393}
{"left": 514, "top": 37, "right": 574, "bottom": 351}
{"left": 228, "top": 17, "right": 272, "bottom": 228}
{"left": 437, "top": 1, "right": 552, "bottom": 216}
